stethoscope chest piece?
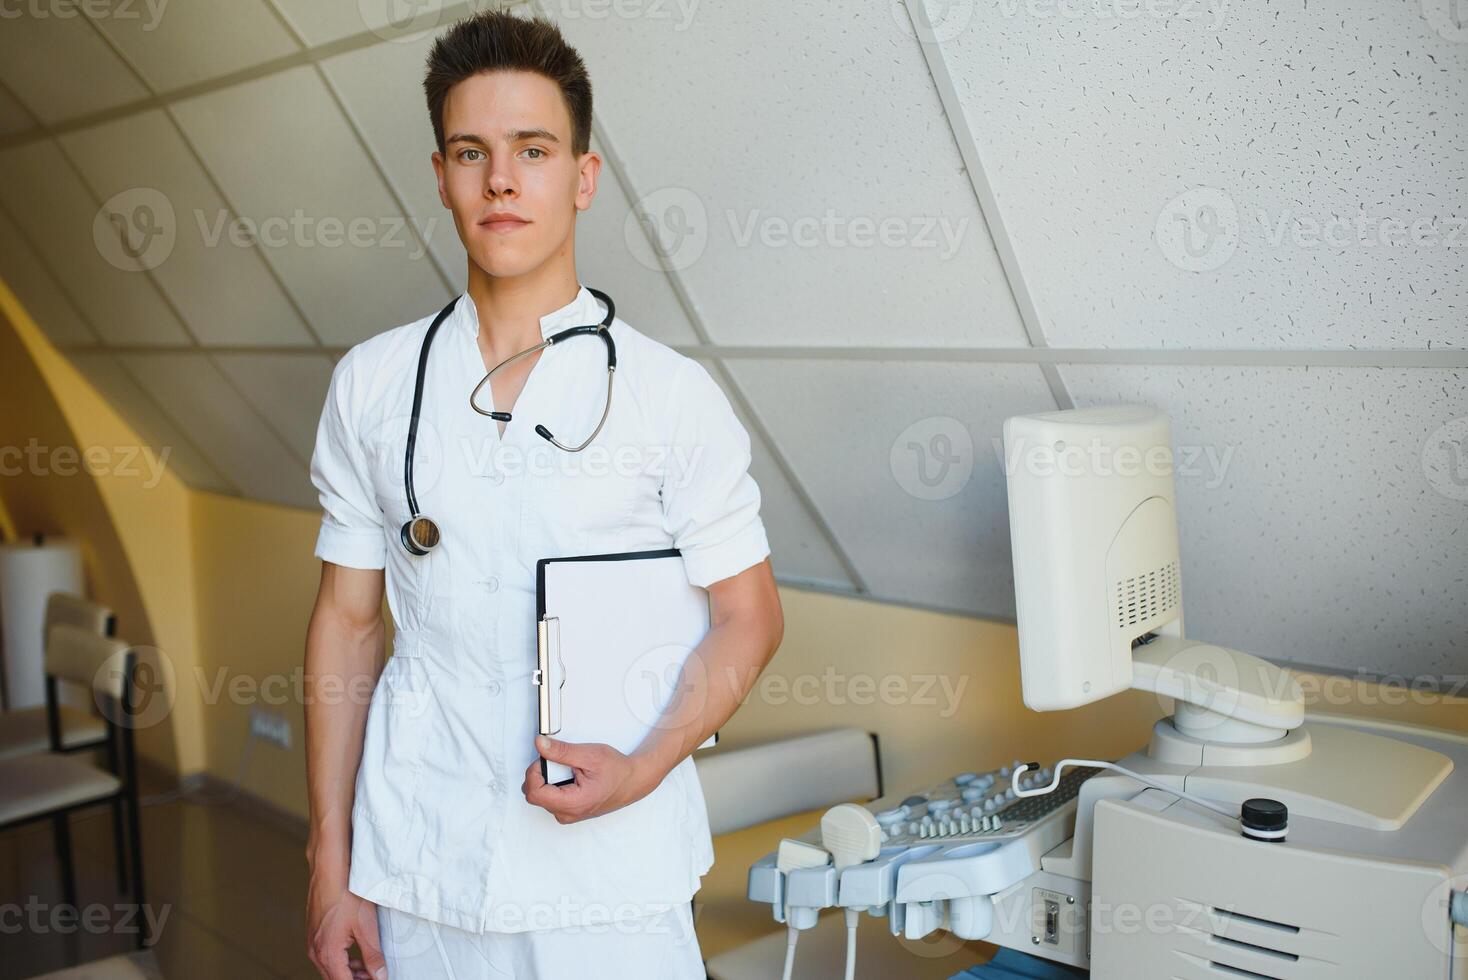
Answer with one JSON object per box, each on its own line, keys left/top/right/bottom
{"left": 401, "top": 515, "right": 442, "bottom": 556}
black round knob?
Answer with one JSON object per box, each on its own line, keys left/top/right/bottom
{"left": 1241, "top": 798, "right": 1288, "bottom": 842}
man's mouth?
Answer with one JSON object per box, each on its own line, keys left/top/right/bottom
{"left": 480, "top": 214, "right": 530, "bottom": 234}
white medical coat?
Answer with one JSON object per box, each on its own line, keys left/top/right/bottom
{"left": 309, "top": 285, "right": 770, "bottom": 933}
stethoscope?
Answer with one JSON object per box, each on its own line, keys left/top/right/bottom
{"left": 399, "top": 287, "right": 617, "bottom": 556}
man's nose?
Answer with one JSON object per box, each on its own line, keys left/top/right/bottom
{"left": 486, "top": 157, "right": 517, "bottom": 197}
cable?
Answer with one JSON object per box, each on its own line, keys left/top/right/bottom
{"left": 780, "top": 924, "right": 799, "bottom": 980}
{"left": 1013, "top": 759, "right": 1239, "bottom": 822}
{"left": 842, "top": 907, "right": 859, "bottom": 980}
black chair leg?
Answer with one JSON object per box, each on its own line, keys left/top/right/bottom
{"left": 53, "top": 812, "right": 77, "bottom": 911}
{"left": 111, "top": 798, "right": 130, "bottom": 895}
{"left": 126, "top": 791, "right": 147, "bottom": 948}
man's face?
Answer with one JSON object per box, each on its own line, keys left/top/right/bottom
{"left": 433, "top": 70, "right": 598, "bottom": 280}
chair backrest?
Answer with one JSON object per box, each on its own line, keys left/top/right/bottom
{"left": 694, "top": 728, "right": 882, "bottom": 836}
{"left": 46, "top": 592, "right": 116, "bottom": 638}
{"left": 46, "top": 622, "right": 132, "bottom": 702}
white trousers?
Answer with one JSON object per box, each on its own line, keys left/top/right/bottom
{"left": 376, "top": 901, "right": 705, "bottom": 979}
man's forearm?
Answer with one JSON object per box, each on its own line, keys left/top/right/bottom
{"left": 630, "top": 610, "right": 780, "bottom": 789}
{"left": 304, "top": 606, "right": 384, "bottom": 873}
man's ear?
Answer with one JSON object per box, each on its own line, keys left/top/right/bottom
{"left": 575, "top": 151, "right": 602, "bottom": 213}
{"left": 431, "top": 150, "right": 450, "bottom": 209}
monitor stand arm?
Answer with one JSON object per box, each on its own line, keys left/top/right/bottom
{"left": 1130, "top": 634, "right": 1306, "bottom": 745}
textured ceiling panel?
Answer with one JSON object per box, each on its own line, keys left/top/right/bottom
{"left": 1061, "top": 364, "right": 1468, "bottom": 679}
{"left": 550, "top": 2, "right": 1028, "bottom": 348}
{"left": 67, "top": 352, "right": 233, "bottom": 494}
{"left": 943, "top": 0, "right": 1467, "bottom": 350}
{"left": 318, "top": 32, "right": 468, "bottom": 286}
{"left": 87, "top": 0, "right": 300, "bottom": 91}
{"left": 0, "top": 140, "right": 191, "bottom": 346}
{"left": 0, "top": 83, "right": 34, "bottom": 138}
{"left": 116, "top": 353, "right": 314, "bottom": 508}
{"left": 269, "top": 0, "right": 493, "bottom": 47}
{"left": 694, "top": 358, "right": 852, "bottom": 590}
{"left": 60, "top": 110, "right": 316, "bottom": 347}
{"left": 170, "top": 66, "right": 449, "bottom": 346}
{"left": 727, "top": 358, "right": 1060, "bottom": 615}
{"left": 0, "top": 208, "right": 95, "bottom": 347}
{"left": 0, "top": 12, "right": 148, "bottom": 123}
{"left": 213, "top": 353, "right": 336, "bottom": 461}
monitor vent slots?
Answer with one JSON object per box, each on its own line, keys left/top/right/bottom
{"left": 1114, "top": 558, "right": 1180, "bottom": 629}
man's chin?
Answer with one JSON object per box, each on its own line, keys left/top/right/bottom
{"left": 469, "top": 246, "right": 543, "bottom": 280}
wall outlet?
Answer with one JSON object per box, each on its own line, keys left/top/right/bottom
{"left": 250, "top": 708, "right": 292, "bottom": 749}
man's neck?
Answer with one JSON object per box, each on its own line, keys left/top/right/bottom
{"left": 466, "top": 262, "right": 580, "bottom": 357}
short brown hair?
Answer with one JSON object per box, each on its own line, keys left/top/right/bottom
{"left": 423, "top": 11, "right": 593, "bottom": 156}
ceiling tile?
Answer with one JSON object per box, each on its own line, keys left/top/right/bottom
{"left": 695, "top": 358, "right": 852, "bottom": 590}
{"left": 61, "top": 110, "right": 315, "bottom": 347}
{"left": 67, "top": 351, "right": 233, "bottom": 494}
{"left": 944, "top": 0, "right": 1468, "bottom": 349}
{"left": 1061, "top": 364, "right": 1468, "bottom": 680}
{"left": 0, "top": 205, "right": 95, "bottom": 347}
{"left": 88, "top": 0, "right": 300, "bottom": 92}
{"left": 213, "top": 352, "right": 335, "bottom": 460}
{"left": 727, "top": 359, "right": 1060, "bottom": 616}
{"left": 0, "top": 140, "right": 191, "bottom": 346}
{"left": 0, "top": 11, "right": 148, "bottom": 123}
{"left": 550, "top": 2, "right": 1028, "bottom": 348}
{"left": 316, "top": 33, "right": 467, "bottom": 285}
{"left": 269, "top": 0, "right": 468, "bottom": 47}
{"left": 170, "top": 66, "right": 450, "bottom": 346}
{"left": 0, "top": 82, "right": 36, "bottom": 138}
{"left": 117, "top": 352, "right": 313, "bottom": 507}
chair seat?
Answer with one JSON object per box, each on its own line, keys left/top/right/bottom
{"left": 24, "top": 950, "right": 162, "bottom": 978}
{"left": 0, "top": 705, "right": 108, "bottom": 761}
{"left": 0, "top": 753, "right": 121, "bottom": 825}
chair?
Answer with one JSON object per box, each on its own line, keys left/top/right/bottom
{"left": 0, "top": 623, "right": 149, "bottom": 951}
{"left": 0, "top": 594, "right": 117, "bottom": 761}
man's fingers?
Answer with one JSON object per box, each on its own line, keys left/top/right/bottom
{"left": 311, "top": 930, "right": 355, "bottom": 980}
{"left": 535, "top": 734, "right": 602, "bottom": 768}
{"left": 355, "top": 901, "right": 388, "bottom": 980}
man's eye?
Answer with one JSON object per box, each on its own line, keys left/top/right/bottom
{"left": 460, "top": 149, "right": 484, "bottom": 162}
{"left": 522, "top": 147, "right": 545, "bottom": 160}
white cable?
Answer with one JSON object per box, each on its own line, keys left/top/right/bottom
{"left": 780, "top": 924, "right": 799, "bottom": 980}
{"left": 842, "top": 907, "right": 859, "bottom": 980}
{"left": 1013, "top": 759, "right": 1239, "bottom": 822}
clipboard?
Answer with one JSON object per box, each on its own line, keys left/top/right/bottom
{"left": 534, "top": 548, "right": 718, "bottom": 786}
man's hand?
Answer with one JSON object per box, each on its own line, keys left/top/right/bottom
{"left": 521, "top": 735, "right": 658, "bottom": 824}
{"left": 307, "top": 867, "right": 387, "bottom": 980}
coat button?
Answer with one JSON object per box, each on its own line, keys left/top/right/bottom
{"left": 487, "top": 681, "right": 501, "bottom": 696}
{"left": 484, "top": 576, "right": 499, "bottom": 593}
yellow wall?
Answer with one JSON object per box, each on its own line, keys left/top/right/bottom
{"left": 188, "top": 492, "right": 326, "bottom": 813}
{"left": 0, "top": 285, "right": 204, "bottom": 775}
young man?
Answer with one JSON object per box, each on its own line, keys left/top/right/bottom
{"left": 303, "top": 12, "right": 783, "bottom": 979}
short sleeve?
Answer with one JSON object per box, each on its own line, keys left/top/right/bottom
{"left": 310, "top": 349, "right": 387, "bottom": 570}
{"left": 660, "top": 360, "right": 771, "bottom": 588}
